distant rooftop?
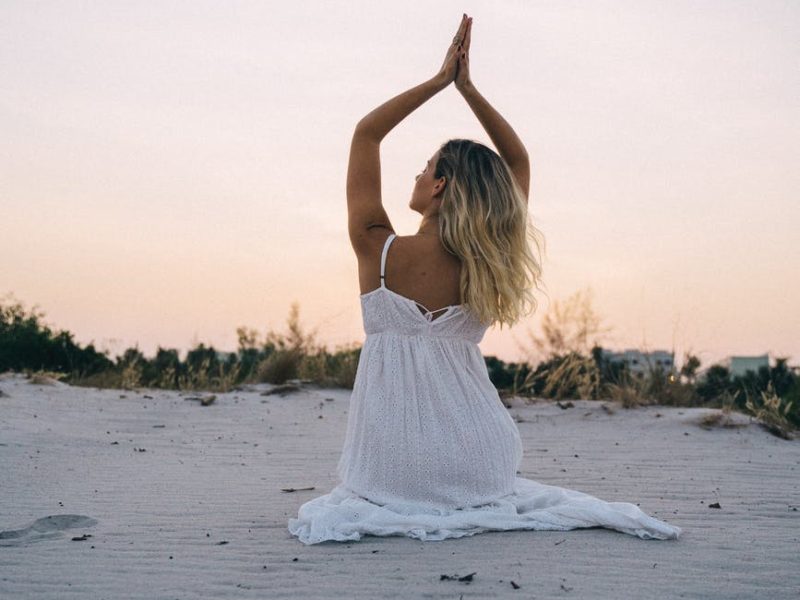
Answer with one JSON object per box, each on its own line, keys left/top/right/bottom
{"left": 600, "top": 348, "right": 675, "bottom": 374}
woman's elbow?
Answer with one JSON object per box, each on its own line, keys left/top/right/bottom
{"left": 353, "top": 119, "right": 382, "bottom": 142}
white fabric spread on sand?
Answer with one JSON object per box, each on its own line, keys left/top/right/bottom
{"left": 288, "top": 234, "right": 681, "bottom": 545}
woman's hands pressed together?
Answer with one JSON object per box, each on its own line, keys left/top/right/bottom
{"left": 454, "top": 15, "right": 473, "bottom": 92}
{"left": 436, "top": 14, "right": 471, "bottom": 88}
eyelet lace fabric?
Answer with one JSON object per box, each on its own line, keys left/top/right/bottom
{"left": 288, "top": 234, "right": 681, "bottom": 544}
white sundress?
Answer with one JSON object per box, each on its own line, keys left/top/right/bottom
{"left": 287, "top": 233, "right": 682, "bottom": 544}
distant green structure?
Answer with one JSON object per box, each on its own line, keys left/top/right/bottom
{"left": 724, "top": 354, "right": 770, "bottom": 378}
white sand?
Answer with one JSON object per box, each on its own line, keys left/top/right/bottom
{"left": 1, "top": 371, "right": 798, "bottom": 599}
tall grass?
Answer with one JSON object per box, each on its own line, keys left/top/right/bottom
{"left": 3, "top": 290, "right": 798, "bottom": 439}
{"left": 252, "top": 302, "right": 360, "bottom": 388}
{"left": 0, "top": 296, "right": 360, "bottom": 393}
{"left": 507, "top": 286, "right": 798, "bottom": 437}
{"left": 745, "top": 381, "right": 795, "bottom": 440}
{"left": 513, "top": 287, "right": 609, "bottom": 401}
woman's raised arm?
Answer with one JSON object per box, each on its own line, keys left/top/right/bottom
{"left": 353, "top": 15, "right": 469, "bottom": 142}
{"left": 455, "top": 17, "right": 530, "bottom": 201}
{"left": 347, "top": 16, "right": 469, "bottom": 254}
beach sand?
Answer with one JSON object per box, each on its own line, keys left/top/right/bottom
{"left": 1, "top": 371, "right": 798, "bottom": 599}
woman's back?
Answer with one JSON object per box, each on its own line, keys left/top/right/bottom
{"left": 358, "top": 231, "right": 463, "bottom": 317}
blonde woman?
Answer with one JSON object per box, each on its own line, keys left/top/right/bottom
{"left": 289, "top": 14, "right": 681, "bottom": 544}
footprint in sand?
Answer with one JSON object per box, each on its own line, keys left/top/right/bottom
{"left": 0, "top": 514, "right": 98, "bottom": 547}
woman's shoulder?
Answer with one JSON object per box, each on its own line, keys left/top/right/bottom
{"left": 355, "top": 228, "right": 456, "bottom": 267}
{"left": 389, "top": 233, "right": 456, "bottom": 263}
{"left": 351, "top": 225, "right": 395, "bottom": 259}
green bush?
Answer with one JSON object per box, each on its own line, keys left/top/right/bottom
{"left": 0, "top": 294, "right": 113, "bottom": 377}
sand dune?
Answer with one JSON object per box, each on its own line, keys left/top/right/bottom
{"left": 1, "top": 371, "right": 798, "bottom": 599}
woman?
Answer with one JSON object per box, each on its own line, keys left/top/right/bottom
{"left": 288, "top": 14, "right": 681, "bottom": 544}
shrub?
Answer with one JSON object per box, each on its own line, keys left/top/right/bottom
{"left": 257, "top": 348, "right": 303, "bottom": 385}
{"left": 0, "top": 293, "right": 113, "bottom": 377}
{"left": 744, "top": 381, "right": 795, "bottom": 440}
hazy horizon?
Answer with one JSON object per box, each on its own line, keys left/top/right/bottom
{"left": 2, "top": 0, "right": 798, "bottom": 368}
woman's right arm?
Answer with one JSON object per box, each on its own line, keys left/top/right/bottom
{"left": 456, "top": 17, "right": 530, "bottom": 201}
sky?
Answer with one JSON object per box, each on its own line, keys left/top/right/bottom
{"left": 1, "top": 0, "right": 798, "bottom": 369}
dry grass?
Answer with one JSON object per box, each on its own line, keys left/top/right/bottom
{"left": 256, "top": 349, "right": 303, "bottom": 385}
{"left": 183, "top": 358, "right": 241, "bottom": 393}
{"left": 516, "top": 287, "right": 711, "bottom": 411}
{"left": 604, "top": 367, "right": 698, "bottom": 409}
{"left": 606, "top": 371, "right": 652, "bottom": 408}
{"left": 318, "top": 342, "right": 361, "bottom": 389}
{"left": 511, "top": 350, "right": 604, "bottom": 403}
{"left": 120, "top": 359, "right": 144, "bottom": 391}
{"left": 67, "top": 361, "right": 241, "bottom": 393}
{"left": 69, "top": 369, "right": 125, "bottom": 389}
{"left": 42, "top": 302, "right": 361, "bottom": 393}
{"left": 524, "top": 287, "right": 612, "bottom": 358}
{"left": 513, "top": 288, "right": 609, "bottom": 402}
{"left": 696, "top": 406, "right": 746, "bottom": 430}
{"left": 25, "top": 371, "right": 65, "bottom": 386}
{"left": 745, "top": 381, "right": 795, "bottom": 440}
{"left": 540, "top": 352, "right": 601, "bottom": 401}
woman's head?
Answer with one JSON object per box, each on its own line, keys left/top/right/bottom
{"left": 409, "top": 148, "right": 446, "bottom": 215}
{"left": 414, "top": 138, "right": 546, "bottom": 328}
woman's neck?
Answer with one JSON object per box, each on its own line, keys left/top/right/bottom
{"left": 417, "top": 214, "right": 440, "bottom": 236}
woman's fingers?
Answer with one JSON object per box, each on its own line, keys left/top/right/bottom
{"left": 454, "top": 18, "right": 471, "bottom": 88}
{"left": 447, "top": 17, "right": 466, "bottom": 62}
{"left": 453, "top": 14, "right": 468, "bottom": 46}
{"left": 441, "top": 13, "right": 469, "bottom": 83}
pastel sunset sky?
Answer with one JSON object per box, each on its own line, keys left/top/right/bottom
{"left": 2, "top": 0, "right": 798, "bottom": 368}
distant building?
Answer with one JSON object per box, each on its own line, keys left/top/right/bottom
{"left": 600, "top": 348, "right": 676, "bottom": 376}
{"left": 723, "top": 354, "right": 770, "bottom": 378}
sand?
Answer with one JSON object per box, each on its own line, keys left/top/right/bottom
{"left": 1, "top": 371, "right": 798, "bottom": 599}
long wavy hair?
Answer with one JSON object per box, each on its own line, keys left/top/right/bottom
{"left": 434, "top": 139, "right": 546, "bottom": 329}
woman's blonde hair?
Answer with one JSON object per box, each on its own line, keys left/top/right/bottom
{"left": 434, "top": 139, "right": 546, "bottom": 329}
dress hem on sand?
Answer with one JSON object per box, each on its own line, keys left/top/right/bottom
{"left": 287, "top": 476, "right": 682, "bottom": 545}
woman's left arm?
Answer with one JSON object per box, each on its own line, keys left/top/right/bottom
{"left": 347, "top": 75, "right": 450, "bottom": 253}
{"left": 354, "top": 76, "right": 448, "bottom": 142}
{"left": 354, "top": 15, "right": 468, "bottom": 141}
{"left": 347, "top": 15, "right": 467, "bottom": 255}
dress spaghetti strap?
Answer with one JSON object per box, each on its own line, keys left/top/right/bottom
{"left": 379, "top": 233, "right": 397, "bottom": 289}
